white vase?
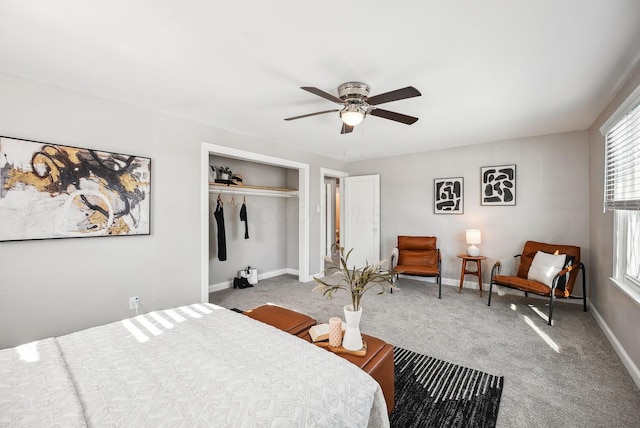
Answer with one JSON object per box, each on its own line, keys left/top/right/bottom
{"left": 342, "top": 304, "right": 363, "bottom": 351}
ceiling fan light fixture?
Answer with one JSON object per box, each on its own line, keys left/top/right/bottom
{"left": 340, "top": 104, "right": 365, "bottom": 126}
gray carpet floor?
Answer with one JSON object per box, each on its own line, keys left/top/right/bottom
{"left": 210, "top": 275, "right": 640, "bottom": 427}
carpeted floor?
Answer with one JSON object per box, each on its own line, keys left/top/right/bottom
{"left": 210, "top": 274, "right": 640, "bottom": 427}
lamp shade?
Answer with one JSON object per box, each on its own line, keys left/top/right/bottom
{"left": 466, "top": 229, "right": 481, "bottom": 256}
{"left": 466, "top": 229, "right": 481, "bottom": 245}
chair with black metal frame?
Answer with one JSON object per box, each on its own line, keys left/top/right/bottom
{"left": 487, "top": 240, "right": 586, "bottom": 325}
{"left": 390, "top": 236, "right": 442, "bottom": 299}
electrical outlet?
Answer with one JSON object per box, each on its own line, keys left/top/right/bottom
{"left": 129, "top": 296, "right": 139, "bottom": 310}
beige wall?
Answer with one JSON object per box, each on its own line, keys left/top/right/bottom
{"left": 588, "top": 62, "right": 640, "bottom": 385}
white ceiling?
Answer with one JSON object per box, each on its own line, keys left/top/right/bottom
{"left": 1, "top": 1, "right": 640, "bottom": 161}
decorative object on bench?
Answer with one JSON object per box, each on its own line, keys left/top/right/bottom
{"left": 390, "top": 236, "right": 442, "bottom": 298}
{"left": 328, "top": 316, "right": 343, "bottom": 347}
{"left": 308, "top": 319, "right": 345, "bottom": 344}
{"left": 487, "top": 240, "right": 586, "bottom": 325}
{"left": 313, "top": 245, "right": 395, "bottom": 351}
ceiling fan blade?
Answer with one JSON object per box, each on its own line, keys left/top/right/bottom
{"left": 284, "top": 109, "right": 339, "bottom": 121}
{"left": 301, "top": 86, "right": 344, "bottom": 104}
{"left": 366, "top": 86, "right": 421, "bottom": 105}
{"left": 341, "top": 123, "right": 354, "bottom": 134}
{"left": 369, "top": 108, "right": 419, "bottom": 125}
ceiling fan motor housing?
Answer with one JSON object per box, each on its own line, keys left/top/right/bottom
{"left": 338, "top": 82, "right": 370, "bottom": 101}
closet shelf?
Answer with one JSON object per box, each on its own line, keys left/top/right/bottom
{"left": 209, "top": 183, "right": 299, "bottom": 198}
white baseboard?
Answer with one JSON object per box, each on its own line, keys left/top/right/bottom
{"left": 208, "top": 281, "right": 231, "bottom": 293}
{"left": 398, "top": 275, "right": 480, "bottom": 291}
{"left": 208, "top": 268, "right": 300, "bottom": 293}
{"left": 589, "top": 303, "right": 640, "bottom": 390}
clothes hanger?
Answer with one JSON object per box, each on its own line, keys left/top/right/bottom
{"left": 217, "top": 192, "right": 223, "bottom": 206}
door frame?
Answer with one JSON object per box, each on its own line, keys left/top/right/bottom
{"left": 320, "top": 168, "right": 348, "bottom": 275}
{"left": 201, "top": 143, "right": 310, "bottom": 302}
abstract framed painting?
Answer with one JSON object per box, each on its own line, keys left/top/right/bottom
{"left": 481, "top": 164, "right": 516, "bottom": 206}
{"left": 434, "top": 177, "right": 463, "bottom": 214}
{"left": 0, "top": 136, "right": 151, "bottom": 241}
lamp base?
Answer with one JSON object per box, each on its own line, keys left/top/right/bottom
{"left": 466, "top": 245, "right": 480, "bottom": 257}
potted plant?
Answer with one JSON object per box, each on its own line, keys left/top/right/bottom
{"left": 218, "top": 167, "right": 232, "bottom": 180}
{"left": 313, "top": 245, "right": 395, "bottom": 350}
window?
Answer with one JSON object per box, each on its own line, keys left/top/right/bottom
{"left": 614, "top": 210, "right": 640, "bottom": 287}
{"left": 603, "top": 87, "right": 640, "bottom": 296}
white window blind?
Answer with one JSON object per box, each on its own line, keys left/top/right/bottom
{"left": 604, "top": 99, "right": 640, "bottom": 211}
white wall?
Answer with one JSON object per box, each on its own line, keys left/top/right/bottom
{"left": 348, "top": 131, "right": 590, "bottom": 291}
{"left": 587, "top": 61, "right": 640, "bottom": 384}
{"left": 0, "top": 73, "right": 346, "bottom": 349}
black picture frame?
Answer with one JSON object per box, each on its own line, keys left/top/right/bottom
{"left": 434, "top": 177, "right": 464, "bottom": 214}
{"left": 481, "top": 164, "right": 516, "bottom": 206}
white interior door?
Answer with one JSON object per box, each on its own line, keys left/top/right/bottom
{"left": 342, "top": 175, "right": 380, "bottom": 269}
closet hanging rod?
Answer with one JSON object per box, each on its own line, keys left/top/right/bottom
{"left": 209, "top": 185, "right": 298, "bottom": 198}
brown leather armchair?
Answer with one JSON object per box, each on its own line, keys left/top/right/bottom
{"left": 390, "top": 236, "right": 442, "bottom": 298}
{"left": 487, "top": 240, "right": 586, "bottom": 325}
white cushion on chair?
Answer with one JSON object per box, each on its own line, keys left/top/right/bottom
{"left": 527, "top": 251, "right": 566, "bottom": 287}
{"left": 390, "top": 247, "right": 399, "bottom": 269}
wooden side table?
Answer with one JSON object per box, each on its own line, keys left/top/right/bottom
{"left": 457, "top": 254, "right": 487, "bottom": 296}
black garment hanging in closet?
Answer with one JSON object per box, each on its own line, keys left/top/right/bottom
{"left": 240, "top": 201, "right": 249, "bottom": 239}
{"left": 214, "top": 198, "right": 227, "bottom": 261}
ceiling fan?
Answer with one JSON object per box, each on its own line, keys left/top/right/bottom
{"left": 284, "top": 82, "right": 421, "bottom": 134}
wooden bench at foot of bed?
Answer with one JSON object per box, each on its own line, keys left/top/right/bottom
{"left": 243, "top": 304, "right": 317, "bottom": 336}
{"left": 243, "top": 304, "right": 395, "bottom": 414}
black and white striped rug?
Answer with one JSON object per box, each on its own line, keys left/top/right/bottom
{"left": 390, "top": 347, "right": 504, "bottom": 428}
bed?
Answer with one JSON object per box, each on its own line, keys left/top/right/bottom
{"left": 0, "top": 303, "right": 389, "bottom": 427}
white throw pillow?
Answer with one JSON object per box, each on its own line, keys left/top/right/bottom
{"left": 527, "top": 251, "right": 566, "bottom": 287}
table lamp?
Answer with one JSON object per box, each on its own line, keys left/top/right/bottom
{"left": 466, "top": 229, "right": 481, "bottom": 256}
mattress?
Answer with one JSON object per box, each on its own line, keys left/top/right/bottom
{"left": 1, "top": 303, "right": 389, "bottom": 427}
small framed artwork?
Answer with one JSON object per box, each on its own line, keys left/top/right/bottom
{"left": 481, "top": 164, "right": 516, "bottom": 206}
{"left": 434, "top": 177, "right": 463, "bottom": 214}
{"left": 0, "top": 136, "right": 151, "bottom": 241}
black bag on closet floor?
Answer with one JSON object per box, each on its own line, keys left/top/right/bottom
{"left": 233, "top": 277, "right": 253, "bottom": 289}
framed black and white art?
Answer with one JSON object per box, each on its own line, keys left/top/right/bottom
{"left": 481, "top": 164, "right": 516, "bottom": 206}
{"left": 434, "top": 177, "right": 463, "bottom": 214}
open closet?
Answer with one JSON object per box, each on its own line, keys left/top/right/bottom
{"left": 201, "top": 143, "right": 310, "bottom": 298}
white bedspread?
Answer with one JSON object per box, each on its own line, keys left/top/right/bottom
{"left": 51, "top": 303, "right": 389, "bottom": 427}
{"left": 0, "top": 337, "right": 86, "bottom": 427}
